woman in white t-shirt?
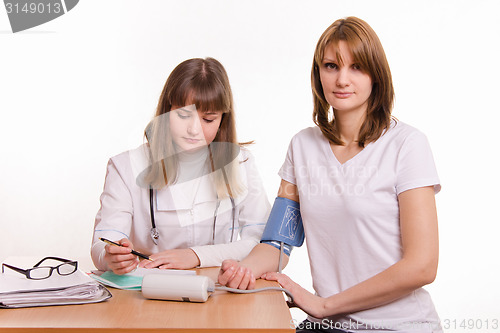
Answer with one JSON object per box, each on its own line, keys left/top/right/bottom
{"left": 91, "top": 58, "right": 269, "bottom": 274}
{"left": 218, "top": 17, "right": 442, "bottom": 332}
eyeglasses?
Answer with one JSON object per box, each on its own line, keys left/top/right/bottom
{"left": 1, "top": 257, "right": 78, "bottom": 280}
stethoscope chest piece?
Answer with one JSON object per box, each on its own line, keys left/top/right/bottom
{"left": 150, "top": 227, "right": 159, "bottom": 245}
{"left": 149, "top": 187, "right": 160, "bottom": 245}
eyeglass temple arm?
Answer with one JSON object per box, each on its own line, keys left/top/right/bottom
{"left": 33, "top": 256, "right": 73, "bottom": 267}
{"left": 2, "top": 263, "right": 28, "bottom": 275}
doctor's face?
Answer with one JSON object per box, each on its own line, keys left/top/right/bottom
{"left": 169, "top": 104, "right": 223, "bottom": 152}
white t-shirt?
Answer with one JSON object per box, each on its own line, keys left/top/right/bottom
{"left": 279, "top": 120, "right": 442, "bottom": 332}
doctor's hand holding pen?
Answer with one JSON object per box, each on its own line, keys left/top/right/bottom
{"left": 103, "top": 238, "right": 139, "bottom": 275}
{"left": 101, "top": 237, "right": 201, "bottom": 274}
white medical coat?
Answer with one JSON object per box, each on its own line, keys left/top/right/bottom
{"left": 91, "top": 144, "right": 270, "bottom": 271}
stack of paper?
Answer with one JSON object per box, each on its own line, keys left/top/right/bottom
{"left": 0, "top": 268, "right": 111, "bottom": 308}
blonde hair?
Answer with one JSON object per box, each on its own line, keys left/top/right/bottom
{"left": 311, "top": 16, "right": 395, "bottom": 147}
{"left": 144, "top": 57, "right": 246, "bottom": 198}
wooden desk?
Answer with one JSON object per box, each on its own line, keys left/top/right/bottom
{"left": 0, "top": 267, "right": 294, "bottom": 332}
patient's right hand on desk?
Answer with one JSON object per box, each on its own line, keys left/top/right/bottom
{"left": 104, "top": 238, "right": 139, "bottom": 275}
{"left": 218, "top": 259, "right": 256, "bottom": 290}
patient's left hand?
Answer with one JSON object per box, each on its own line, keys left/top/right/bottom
{"left": 138, "top": 249, "right": 200, "bottom": 269}
{"left": 262, "top": 272, "right": 326, "bottom": 319}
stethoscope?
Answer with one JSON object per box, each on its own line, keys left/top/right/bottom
{"left": 149, "top": 187, "right": 236, "bottom": 245}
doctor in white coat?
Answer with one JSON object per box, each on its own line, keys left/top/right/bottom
{"left": 91, "top": 58, "right": 270, "bottom": 274}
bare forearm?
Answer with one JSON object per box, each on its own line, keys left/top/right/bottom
{"left": 322, "top": 258, "right": 436, "bottom": 317}
{"left": 240, "top": 243, "right": 289, "bottom": 277}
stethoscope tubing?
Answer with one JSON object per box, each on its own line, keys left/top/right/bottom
{"left": 149, "top": 188, "right": 235, "bottom": 245}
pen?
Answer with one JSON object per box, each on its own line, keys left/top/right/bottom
{"left": 99, "top": 237, "right": 154, "bottom": 262}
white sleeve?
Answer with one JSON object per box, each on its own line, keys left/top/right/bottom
{"left": 91, "top": 157, "right": 134, "bottom": 271}
{"left": 396, "top": 130, "right": 441, "bottom": 195}
{"left": 191, "top": 149, "right": 271, "bottom": 267}
{"left": 278, "top": 136, "right": 297, "bottom": 185}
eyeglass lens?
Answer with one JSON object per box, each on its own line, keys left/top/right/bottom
{"left": 57, "top": 263, "right": 77, "bottom": 275}
{"left": 28, "top": 267, "right": 52, "bottom": 279}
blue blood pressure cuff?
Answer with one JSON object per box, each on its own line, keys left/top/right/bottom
{"left": 260, "top": 197, "right": 305, "bottom": 256}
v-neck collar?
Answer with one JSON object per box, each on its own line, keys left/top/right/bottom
{"left": 322, "top": 135, "right": 373, "bottom": 168}
{"left": 320, "top": 119, "right": 395, "bottom": 168}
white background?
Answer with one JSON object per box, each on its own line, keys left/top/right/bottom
{"left": 1, "top": 0, "right": 499, "bottom": 331}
